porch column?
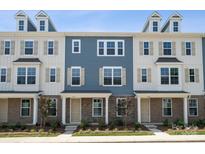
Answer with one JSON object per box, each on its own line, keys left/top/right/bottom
{"left": 105, "top": 97, "right": 109, "bottom": 125}
{"left": 137, "top": 97, "right": 141, "bottom": 123}
{"left": 183, "top": 97, "right": 188, "bottom": 125}
{"left": 62, "top": 97, "right": 66, "bottom": 125}
{"left": 33, "top": 96, "right": 38, "bottom": 125}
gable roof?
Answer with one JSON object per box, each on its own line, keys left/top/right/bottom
{"left": 35, "top": 10, "right": 49, "bottom": 18}
{"left": 155, "top": 57, "right": 182, "bottom": 63}
{"left": 15, "top": 10, "right": 28, "bottom": 18}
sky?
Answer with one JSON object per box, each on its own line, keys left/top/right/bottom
{"left": 0, "top": 10, "right": 204, "bottom": 32}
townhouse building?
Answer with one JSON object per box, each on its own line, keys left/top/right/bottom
{"left": 0, "top": 10, "right": 204, "bottom": 126}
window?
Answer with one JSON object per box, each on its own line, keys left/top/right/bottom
{"left": 163, "top": 42, "right": 172, "bottom": 55}
{"left": 71, "top": 67, "right": 81, "bottom": 86}
{"left": 27, "top": 68, "right": 36, "bottom": 84}
{"left": 72, "top": 40, "right": 81, "bottom": 53}
{"left": 185, "top": 42, "right": 191, "bottom": 55}
{"left": 103, "top": 67, "right": 122, "bottom": 86}
{"left": 141, "top": 68, "right": 147, "bottom": 82}
{"left": 40, "top": 20, "right": 45, "bottom": 31}
{"left": 161, "top": 68, "right": 179, "bottom": 85}
{"left": 116, "top": 98, "right": 126, "bottom": 117}
{"left": 162, "top": 98, "right": 172, "bottom": 117}
{"left": 25, "top": 41, "right": 33, "bottom": 55}
{"left": 143, "top": 42, "right": 149, "bottom": 55}
{"left": 21, "top": 99, "right": 30, "bottom": 117}
{"left": 188, "top": 99, "right": 198, "bottom": 116}
{"left": 4, "top": 41, "right": 11, "bottom": 55}
{"left": 0, "top": 68, "right": 6, "bottom": 82}
{"left": 50, "top": 68, "right": 56, "bottom": 82}
{"left": 18, "top": 20, "right": 24, "bottom": 31}
{"left": 97, "top": 40, "right": 124, "bottom": 56}
{"left": 17, "top": 67, "right": 36, "bottom": 85}
{"left": 92, "top": 98, "right": 103, "bottom": 117}
{"left": 189, "top": 69, "right": 195, "bottom": 82}
{"left": 48, "top": 41, "right": 54, "bottom": 55}
{"left": 152, "top": 21, "right": 158, "bottom": 32}
{"left": 173, "top": 21, "right": 179, "bottom": 32}
{"left": 48, "top": 98, "right": 57, "bottom": 116}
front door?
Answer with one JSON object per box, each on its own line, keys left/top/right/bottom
{"left": 70, "top": 98, "right": 81, "bottom": 123}
{"left": 141, "top": 98, "right": 150, "bottom": 123}
{"left": 0, "top": 99, "right": 8, "bottom": 123}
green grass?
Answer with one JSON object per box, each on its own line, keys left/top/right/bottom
{"left": 73, "top": 130, "right": 153, "bottom": 136}
{"left": 167, "top": 130, "right": 205, "bottom": 135}
{"left": 0, "top": 132, "right": 61, "bottom": 138}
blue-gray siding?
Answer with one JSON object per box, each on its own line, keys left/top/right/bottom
{"left": 202, "top": 38, "right": 205, "bottom": 91}
{"left": 65, "top": 36, "right": 133, "bottom": 96}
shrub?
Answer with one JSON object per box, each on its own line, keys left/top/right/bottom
{"left": 196, "top": 119, "right": 205, "bottom": 128}
{"left": 48, "top": 129, "right": 54, "bottom": 133}
{"left": 174, "top": 119, "right": 184, "bottom": 127}
{"left": 8, "top": 125, "right": 16, "bottom": 130}
{"left": 1, "top": 123, "right": 8, "bottom": 129}
{"left": 39, "top": 128, "right": 45, "bottom": 133}
{"left": 108, "top": 121, "right": 115, "bottom": 130}
{"left": 15, "top": 122, "right": 22, "bottom": 129}
{"left": 30, "top": 128, "right": 36, "bottom": 132}
{"left": 163, "top": 119, "right": 172, "bottom": 127}
{"left": 114, "top": 118, "right": 124, "bottom": 126}
{"left": 80, "top": 119, "right": 89, "bottom": 130}
{"left": 45, "top": 122, "right": 51, "bottom": 127}
{"left": 134, "top": 122, "right": 141, "bottom": 130}
{"left": 98, "top": 119, "right": 106, "bottom": 130}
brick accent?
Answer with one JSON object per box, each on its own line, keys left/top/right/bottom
{"left": 66, "top": 98, "right": 70, "bottom": 123}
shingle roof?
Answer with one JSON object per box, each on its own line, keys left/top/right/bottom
{"left": 13, "top": 58, "right": 41, "bottom": 63}
{"left": 134, "top": 90, "right": 188, "bottom": 94}
{"left": 61, "top": 90, "right": 112, "bottom": 93}
{"left": 0, "top": 91, "right": 41, "bottom": 94}
{"left": 155, "top": 57, "right": 182, "bottom": 63}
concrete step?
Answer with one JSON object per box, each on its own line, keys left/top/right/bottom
{"left": 65, "top": 125, "right": 78, "bottom": 131}
{"left": 144, "top": 124, "right": 157, "bottom": 129}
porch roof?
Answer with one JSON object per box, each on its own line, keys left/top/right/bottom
{"left": 0, "top": 91, "right": 41, "bottom": 98}
{"left": 13, "top": 58, "right": 41, "bottom": 63}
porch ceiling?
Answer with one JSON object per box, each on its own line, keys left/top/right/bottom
{"left": 0, "top": 91, "right": 41, "bottom": 98}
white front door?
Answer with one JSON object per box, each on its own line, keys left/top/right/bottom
{"left": 0, "top": 99, "right": 8, "bottom": 123}
{"left": 141, "top": 98, "right": 150, "bottom": 123}
{"left": 70, "top": 98, "right": 81, "bottom": 123}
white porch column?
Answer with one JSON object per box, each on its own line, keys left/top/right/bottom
{"left": 105, "top": 97, "right": 109, "bottom": 125}
{"left": 62, "top": 97, "right": 66, "bottom": 125}
{"left": 183, "top": 97, "right": 188, "bottom": 125}
{"left": 33, "top": 96, "right": 38, "bottom": 125}
{"left": 137, "top": 97, "right": 141, "bottom": 123}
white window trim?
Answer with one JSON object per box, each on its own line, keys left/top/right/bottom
{"left": 141, "top": 67, "right": 148, "bottom": 83}
{"left": 160, "top": 67, "right": 179, "bottom": 85}
{"left": 47, "top": 40, "right": 54, "bottom": 55}
{"left": 71, "top": 66, "right": 81, "bottom": 87}
{"left": 17, "top": 66, "right": 36, "bottom": 85}
{"left": 20, "top": 98, "right": 31, "bottom": 117}
{"left": 162, "top": 41, "right": 173, "bottom": 56}
{"left": 18, "top": 19, "right": 25, "bottom": 32}
{"left": 72, "top": 39, "right": 81, "bottom": 54}
{"left": 97, "top": 40, "right": 125, "bottom": 56}
{"left": 92, "top": 98, "right": 103, "bottom": 117}
{"left": 39, "top": 20, "right": 46, "bottom": 32}
{"left": 116, "top": 98, "right": 127, "bottom": 117}
{"left": 173, "top": 21, "right": 179, "bottom": 32}
{"left": 48, "top": 98, "right": 57, "bottom": 117}
{"left": 189, "top": 68, "right": 196, "bottom": 83}
{"left": 185, "top": 41, "right": 192, "bottom": 56}
{"left": 0, "top": 67, "right": 7, "bottom": 83}
{"left": 143, "top": 41, "right": 150, "bottom": 56}
{"left": 4, "top": 40, "right": 11, "bottom": 55}
{"left": 162, "top": 98, "right": 173, "bottom": 117}
{"left": 49, "top": 67, "right": 56, "bottom": 83}
{"left": 152, "top": 21, "right": 159, "bottom": 32}
{"left": 188, "top": 98, "right": 198, "bottom": 117}
{"left": 24, "top": 40, "right": 34, "bottom": 55}
{"left": 103, "top": 66, "right": 122, "bottom": 87}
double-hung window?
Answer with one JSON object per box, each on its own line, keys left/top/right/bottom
{"left": 161, "top": 68, "right": 169, "bottom": 84}
{"left": 173, "top": 21, "right": 179, "bottom": 32}
{"left": 17, "top": 67, "right": 26, "bottom": 84}
{"left": 141, "top": 68, "right": 147, "bottom": 82}
{"left": 0, "top": 68, "right": 6, "bottom": 82}
{"left": 188, "top": 99, "right": 198, "bottom": 116}
{"left": 72, "top": 40, "right": 81, "bottom": 53}
{"left": 170, "top": 68, "right": 179, "bottom": 84}
{"left": 98, "top": 41, "right": 104, "bottom": 55}
{"left": 4, "top": 41, "right": 11, "bottom": 55}
{"left": 17, "top": 67, "right": 36, "bottom": 85}
{"left": 152, "top": 21, "right": 158, "bottom": 32}
{"left": 25, "top": 41, "right": 33, "bottom": 55}
{"left": 103, "top": 67, "right": 122, "bottom": 86}
{"left": 107, "top": 41, "right": 115, "bottom": 55}
{"left": 27, "top": 68, "right": 36, "bottom": 84}
{"left": 116, "top": 98, "right": 126, "bottom": 117}
{"left": 92, "top": 98, "right": 103, "bottom": 117}
{"left": 189, "top": 69, "right": 195, "bottom": 82}
{"left": 18, "top": 20, "right": 24, "bottom": 31}
{"left": 48, "top": 41, "right": 54, "bottom": 55}
{"left": 50, "top": 68, "right": 56, "bottom": 82}
{"left": 143, "top": 42, "right": 149, "bottom": 55}
{"left": 163, "top": 42, "right": 172, "bottom": 55}
{"left": 162, "top": 98, "right": 172, "bottom": 117}
{"left": 40, "top": 20, "right": 45, "bottom": 31}
{"left": 21, "top": 99, "right": 30, "bottom": 117}
{"left": 161, "top": 68, "right": 179, "bottom": 85}
{"left": 185, "top": 42, "right": 191, "bottom": 55}
{"left": 117, "top": 41, "right": 123, "bottom": 55}
{"left": 48, "top": 98, "right": 57, "bottom": 116}
{"left": 71, "top": 67, "right": 81, "bottom": 86}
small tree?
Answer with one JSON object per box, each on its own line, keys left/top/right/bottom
{"left": 40, "top": 98, "right": 51, "bottom": 127}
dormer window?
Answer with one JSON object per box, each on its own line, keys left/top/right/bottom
{"left": 152, "top": 21, "right": 158, "bottom": 32}
{"left": 19, "top": 20, "right": 24, "bottom": 31}
{"left": 173, "top": 21, "right": 179, "bottom": 32}
{"left": 40, "top": 20, "right": 45, "bottom": 31}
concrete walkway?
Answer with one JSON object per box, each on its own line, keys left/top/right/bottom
{"left": 144, "top": 124, "right": 169, "bottom": 136}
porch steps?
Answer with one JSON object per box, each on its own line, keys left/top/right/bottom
{"left": 65, "top": 125, "right": 78, "bottom": 131}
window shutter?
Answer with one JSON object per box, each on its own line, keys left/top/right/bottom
{"left": 56, "top": 68, "right": 60, "bottom": 82}
{"left": 99, "top": 68, "right": 103, "bottom": 86}
{"left": 67, "top": 67, "right": 71, "bottom": 86}
{"left": 54, "top": 41, "right": 58, "bottom": 55}
{"left": 137, "top": 68, "right": 141, "bottom": 83}
{"left": 81, "top": 68, "right": 85, "bottom": 86}
{"left": 34, "top": 41, "right": 38, "bottom": 55}
{"left": 159, "top": 41, "right": 163, "bottom": 56}
{"left": 7, "top": 68, "right": 11, "bottom": 83}
{"left": 181, "top": 42, "right": 185, "bottom": 56}
{"left": 44, "top": 41, "right": 47, "bottom": 55}
{"left": 192, "top": 42, "right": 196, "bottom": 56}
{"left": 148, "top": 68, "right": 151, "bottom": 83}
{"left": 185, "top": 68, "right": 189, "bottom": 83}
{"left": 20, "top": 40, "right": 24, "bottom": 55}
{"left": 0, "top": 41, "right": 4, "bottom": 55}
{"left": 149, "top": 41, "right": 153, "bottom": 55}
{"left": 11, "top": 41, "right": 15, "bottom": 55}
{"left": 139, "top": 41, "right": 143, "bottom": 55}
{"left": 122, "top": 68, "right": 126, "bottom": 86}
{"left": 45, "top": 68, "right": 49, "bottom": 82}
{"left": 195, "top": 68, "right": 199, "bottom": 83}
{"left": 172, "top": 42, "right": 176, "bottom": 56}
